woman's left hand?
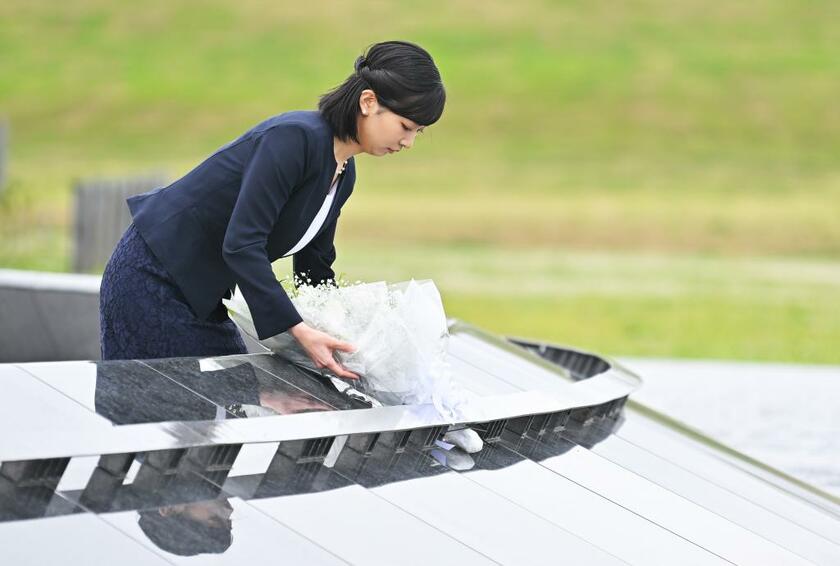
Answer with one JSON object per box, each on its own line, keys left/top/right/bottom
{"left": 289, "top": 322, "right": 360, "bottom": 380}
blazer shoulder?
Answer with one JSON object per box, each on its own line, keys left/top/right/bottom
{"left": 253, "top": 111, "right": 331, "bottom": 147}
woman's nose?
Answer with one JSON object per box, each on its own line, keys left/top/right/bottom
{"left": 400, "top": 134, "right": 415, "bottom": 149}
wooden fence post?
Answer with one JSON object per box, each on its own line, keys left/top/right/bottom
{"left": 72, "top": 174, "right": 167, "bottom": 272}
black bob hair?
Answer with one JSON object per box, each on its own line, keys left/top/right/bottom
{"left": 318, "top": 40, "right": 446, "bottom": 142}
{"left": 138, "top": 507, "right": 232, "bottom": 556}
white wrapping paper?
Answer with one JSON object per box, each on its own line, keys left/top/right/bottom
{"left": 224, "top": 279, "right": 471, "bottom": 421}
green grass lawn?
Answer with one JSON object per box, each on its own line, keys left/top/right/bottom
{"left": 273, "top": 243, "right": 840, "bottom": 364}
{"left": 1, "top": 0, "right": 838, "bottom": 363}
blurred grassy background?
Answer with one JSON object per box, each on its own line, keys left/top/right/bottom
{"left": 1, "top": 0, "right": 838, "bottom": 362}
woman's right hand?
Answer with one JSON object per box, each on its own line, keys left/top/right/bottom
{"left": 289, "top": 322, "right": 360, "bottom": 380}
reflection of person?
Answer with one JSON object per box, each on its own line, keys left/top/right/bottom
{"left": 94, "top": 361, "right": 234, "bottom": 424}
{"left": 258, "top": 387, "right": 332, "bottom": 415}
{"left": 100, "top": 40, "right": 446, "bottom": 377}
{"left": 138, "top": 499, "right": 233, "bottom": 557}
{"left": 94, "top": 359, "right": 333, "bottom": 423}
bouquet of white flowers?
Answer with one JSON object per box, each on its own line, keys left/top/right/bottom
{"left": 224, "top": 278, "right": 472, "bottom": 423}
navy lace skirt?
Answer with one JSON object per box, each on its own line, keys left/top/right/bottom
{"left": 100, "top": 223, "right": 247, "bottom": 360}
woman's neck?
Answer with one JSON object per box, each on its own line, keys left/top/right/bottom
{"left": 333, "top": 136, "right": 361, "bottom": 164}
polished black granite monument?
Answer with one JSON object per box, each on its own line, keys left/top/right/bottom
{"left": 1, "top": 321, "right": 838, "bottom": 565}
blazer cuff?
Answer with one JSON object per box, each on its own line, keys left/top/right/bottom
{"left": 254, "top": 307, "right": 304, "bottom": 341}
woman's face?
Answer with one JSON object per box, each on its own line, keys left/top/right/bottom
{"left": 356, "top": 90, "right": 425, "bottom": 157}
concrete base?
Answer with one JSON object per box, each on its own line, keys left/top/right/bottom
{"left": 0, "top": 269, "right": 266, "bottom": 362}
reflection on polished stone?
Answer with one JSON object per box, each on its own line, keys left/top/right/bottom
{"left": 19, "top": 359, "right": 223, "bottom": 424}
{"left": 235, "top": 353, "right": 373, "bottom": 410}
{"left": 0, "top": 477, "right": 83, "bottom": 522}
{"left": 142, "top": 357, "right": 339, "bottom": 417}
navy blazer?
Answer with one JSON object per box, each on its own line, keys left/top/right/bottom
{"left": 127, "top": 110, "right": 355, "bottom": 340}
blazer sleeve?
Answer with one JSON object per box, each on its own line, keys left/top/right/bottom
{"left": 293, "top": 211, "right": 340, "bottom": 288}
{"left": 222, "top": 125, "right": 307, "bottom": 340}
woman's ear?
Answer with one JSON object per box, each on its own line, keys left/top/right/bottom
{"left": 359, "top": 89, "right": 378, "bottom": 117}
